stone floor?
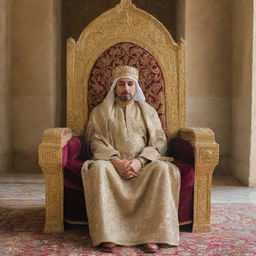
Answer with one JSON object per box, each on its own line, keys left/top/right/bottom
{"left": 0, "top": 172, "right": 45, "bottom": 200}
{"left": 0, "top": 172, "right": 256, "bottom": 203}
{"left": 212, "top": 176, "right": 256, "bottom": 204}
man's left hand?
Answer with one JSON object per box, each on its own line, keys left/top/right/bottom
{"left": 129, "top": 158, "right": 142, "bottom": 173}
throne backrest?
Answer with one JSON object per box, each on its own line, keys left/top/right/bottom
{"left": 88, "top": 42, "right": 167, "bottom": 132}
{"left": 66, "top": 0, "right": 185, "bottom": 139}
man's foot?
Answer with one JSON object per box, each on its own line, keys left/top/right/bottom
{"left": 101, "top": 242, "right": 116, "bottom": 253}
{"left": 142, "top": 243, "right": 159, "bottom": 253}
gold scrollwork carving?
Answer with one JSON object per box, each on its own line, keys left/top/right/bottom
{"left": 38, "top": 128, "right": 71, "bottom": 233}
{"left": 40, "top": 146, "right": 60, "bottom": 163}
{"left": 179, "top": 127, "right": 219, "bottom": 232}
{"left": 67, "top": 0, "right": 184, "bottom": 138}
{"left": 199, "top": 148, "right": 217, "bottom": 162}
{"left": 179, "top": 127, "right": 216, "bottom": 145}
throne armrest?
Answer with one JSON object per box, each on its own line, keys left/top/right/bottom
{"left": 39, "top": 127, "right": 72, "bottom": 232}
{"left": 179, "top": 127, "right": 219, "bottom": 169}
{"left": 179, "top": 127, "right": 219, "bottom": 232}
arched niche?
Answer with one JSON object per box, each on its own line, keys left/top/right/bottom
{"left": 67, "top": 0, "right": 185, "bottom": 138}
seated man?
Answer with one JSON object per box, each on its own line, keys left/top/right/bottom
{"left": 81, "top": 65, "right": 180, "bottom": 253}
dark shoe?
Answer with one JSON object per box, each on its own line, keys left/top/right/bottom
{"left": 142, "top": 243, "right": 159, "bottom": 253}
{"left": 101, "top": 242, "right": 116, "bottom": 253}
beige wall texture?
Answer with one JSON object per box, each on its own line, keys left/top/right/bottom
{"left": 0, "top": 0, "right": 12, "bottom": 173}
{"left": 10, "top": 0, "right": 61, "bottom": 171}
{"left": 251, "top": 0, "right": 256, "bottom": 186}
{"left": 1, "top": 0, "right": 256, "bottom": 185}
{"left": 231, "top": 0, "right": 255, "bottom": 186}
{"left": 184, "top": 0, "right": 232, "bottom": 176}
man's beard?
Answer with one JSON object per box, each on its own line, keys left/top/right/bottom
{"left": 116, "top": 92, "right": 135, "bottom": 102}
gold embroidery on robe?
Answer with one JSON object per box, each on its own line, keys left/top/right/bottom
{"left": 81, "top": 101, "right": 180, "bottom": 246}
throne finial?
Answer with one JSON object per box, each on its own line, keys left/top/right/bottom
{"left": 120, "top": 0, "right": 132, "bottom": 6}
{"left": 118, "top": 0, "right": 134, "bottom": 9}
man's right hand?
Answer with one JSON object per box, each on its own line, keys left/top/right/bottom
{"left": 112, "top": 158, "right": 138, "bottom": 179}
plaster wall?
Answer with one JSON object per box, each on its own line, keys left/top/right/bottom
{"left": 2, "top": 0, "right": 177, "bottom": 172}
{"left": 177, "top": 0, "right": 185, "bottom": 39}
{"left": 251, "top": 0, "right": 256, "bottom": 186}
{"left": 10, "top": 0, "right": 61, "bottom": 171}
{"left": 3, "top": 0, "right": 253, "bottom": 181}
{"left": 231, "top": 0, "right": 254, "bottom": 185}
{"left": 0, "top": 0, "right": 12, "bottom": 173}
{"left": 185, "top": 0, "right": 232, "bottom": 176}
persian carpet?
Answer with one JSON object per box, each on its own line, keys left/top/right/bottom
{"left": 0, "top": 200, "right": 255, "bottom": 256}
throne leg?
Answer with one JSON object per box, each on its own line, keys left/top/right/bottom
{"left": 192, "top": 167, "right": 213, "bottom": 232}
{"left": 44, "top": 171, "right": 64, "bottom": 232}
{"left": 179, "top": 128, "right": 219, "bottom": 233}
{"left": 39, "top": 128, "right": 72, "bottom": 233}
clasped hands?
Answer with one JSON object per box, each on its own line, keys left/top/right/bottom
{"left": 112, "top": 158, "right": 142, "bottom": 180}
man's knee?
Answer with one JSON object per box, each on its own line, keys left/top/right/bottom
{"left": 149, "top": 160, "right": 167, "bottom": 173}
{"left": 88, "top": 160, "right": 113, "bottom": 174}
{"left": 89, "top": 160, "right": 109, "bottom": 170}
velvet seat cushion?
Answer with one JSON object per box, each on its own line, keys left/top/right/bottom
{"left": 63, "top": 137, "right": 195, "bottom": 224}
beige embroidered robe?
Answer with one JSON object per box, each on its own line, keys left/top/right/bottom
{"left": 81, "top": 100, "right": 180, "bottom": 246}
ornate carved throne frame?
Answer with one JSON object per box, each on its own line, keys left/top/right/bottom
{"left": 39, "top": 0, "right": 219, "bottom": 233}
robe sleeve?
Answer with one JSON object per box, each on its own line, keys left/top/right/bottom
{"left": 90, "top": 132, "right": 121, "bottom": 160}
{"left": 138, "top": 103, "right": 167, "bottom": 162}
{"left": 85, "top": 108, "right": 121, "bottom": 161}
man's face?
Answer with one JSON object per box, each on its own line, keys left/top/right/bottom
{"left": 115, "top": 77, "right": 137, "bottom": 102}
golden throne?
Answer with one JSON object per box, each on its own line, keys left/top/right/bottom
{"left": 39, "top": 0, "right": 219, "bottom": 234}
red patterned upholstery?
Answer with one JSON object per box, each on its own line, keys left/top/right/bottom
{"left": 88, "top": 42, "right": 167, "bottom": 132}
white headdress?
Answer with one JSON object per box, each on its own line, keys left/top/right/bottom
{"left": 103, "top": 66, "right": 145, "bottom": 107}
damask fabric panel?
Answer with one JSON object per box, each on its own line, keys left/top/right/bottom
{"left": 88, "top": 42, "right": 167, "bottom": 132}
{"left": 82, "top": 159, "right": 180, "bottom": 246}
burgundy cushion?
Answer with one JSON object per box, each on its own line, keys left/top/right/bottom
{"left": 173, "top": 159, "right": 194, "bottom": 223}
{"left": 62, "top": 136, "right": 82, "bottom": 168}
{"left": 62, "top": 144, "right": 68, "bottom": 168}
{"left": 64, "top": 187, "right": 87, "bottom": 222}
{"left": 63, "top": 136, "right": 84, "bottom": 191}
{"left": 64, "top": 159, "right": 194, "bottom": 224}
{"left": 67, "top": 137, "right": 82, "bottom": 161}
{"left": 168, "top": 138, "right": 194, "bottom": 166}
{"left": 64, "top": 160, "right": 84, "bottom": 192}
{"left": 63, "top": 136, "right": 195, "bottom": 224}
{"left": 63, "top": 158, "right": 195, "bottom": 224}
